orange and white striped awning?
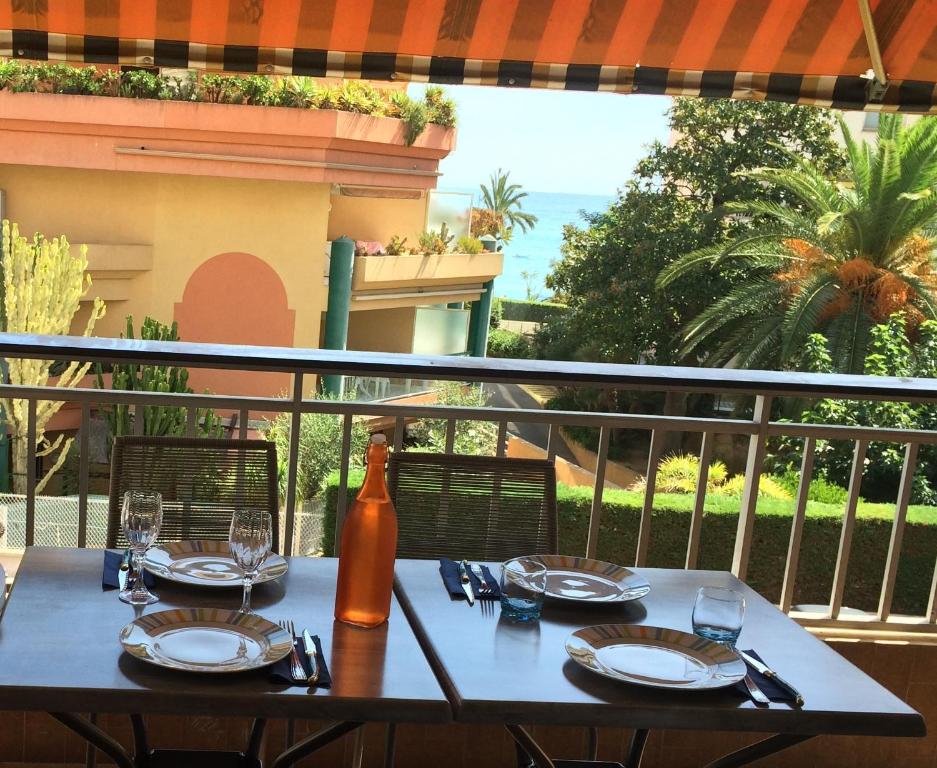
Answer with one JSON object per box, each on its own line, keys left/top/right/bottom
{"left": 3, "top": 1, "right": 937, "bottom": 112}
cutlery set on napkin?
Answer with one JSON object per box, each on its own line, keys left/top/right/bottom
{"left": 438, "top": 558, "right": 500, "bottom": 605}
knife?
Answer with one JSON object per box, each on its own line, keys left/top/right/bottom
{"left": 738, "top": 651, "right": 805, "bottom": 706}
{"left": 458, "top": 560, "right": 475, "bottom": 605}
{"left": 117, "top": 548, "right": 132, "bottom": 591}
{"left": 301, "top": 629, "right": 320, "bottom": 685}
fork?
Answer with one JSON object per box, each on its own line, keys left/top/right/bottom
{"left": 470, "top": 563, "right": 494, "bottom": 597}
{"left": 277, "top": 619, "right": 307, "bottom": 683}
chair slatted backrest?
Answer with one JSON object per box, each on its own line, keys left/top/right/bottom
{"left": 107, "top": 436, "right": 280, "bottom": 551}
{"left": 387, "top": 452, "right": 558, "bottom": 561}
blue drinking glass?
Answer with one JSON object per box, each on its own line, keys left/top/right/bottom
{"left": 500, "top": 557, "right": 547, "bottom": 622}
{"left": 692, "top": 586, "right": 745, "bottom": 646}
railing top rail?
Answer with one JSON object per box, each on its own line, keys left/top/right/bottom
{"left": 2, "top": 333, "right": 937, "bottom": 402}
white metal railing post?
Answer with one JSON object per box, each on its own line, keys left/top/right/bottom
{"left": 77, "top": 402, "right": 91, "bottom": 548}
{"left": 238, "top": 408, "right": 249, "bottom": 440}
{"left": 779, "top": 437, "right": 816, "bottom": 613}
{"left": 283, "top": 373, "right": 303, "bottom": 556}
{"left": 24, "top": 398, "right": 36, "bottom": 546}
{"left": 585, "top": 427, "right": 610, "bottom": 559}
{"left": 334, "top": 413, "right": 354, "bottom": 556}
{"left": 731, "top": 395, "right": 773, "bottom": 580}
{"left": 685, "top": 432, "right": 713, "bottom": 570}
{"left": 496, "top": 421, "right": 508, "bottom": 457}
{"left": 829, "top": 440, "right": 869, "bottom": 619}
{"left": 878, "top": 443, "right": 919, "bottom": 621}
{"left": 635, "top": 429, "right": 665, "bottom": 567}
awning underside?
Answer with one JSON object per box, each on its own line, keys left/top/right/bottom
{"left": 3, "top": 1, "right": 937, "bottom": 112}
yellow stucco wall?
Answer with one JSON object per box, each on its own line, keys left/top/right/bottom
{"left": 0, "top": 164, "right": 330, "bottom": 349}
{"left": 327, "top": 193, "right": 427, "bottom": 246}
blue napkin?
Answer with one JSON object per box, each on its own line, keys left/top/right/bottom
{"left": 269, "top": 633, "right": 332, "bottom": 688}
{"left": 439, "top": 558, "right": 501, "bottom": 600}
{"left": 735, "top": 649, "right": 800, "bottom": 704}
{"left": 102, "top": 549, "right": 156, "bottom": 591}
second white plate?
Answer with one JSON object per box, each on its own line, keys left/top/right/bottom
{"left": 529, "top": 554, "right": 651, "bottom": 603}
{"left": 143, "top": 540, "right": 288, "bottom": 587}
{"left": 566, "top": 624, "right": 745, "bottom": 690}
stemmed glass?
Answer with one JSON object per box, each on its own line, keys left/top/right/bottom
{"left": 119, "top": 490, "right": 163, "bottom": 605}
{"left": 229, "top": 509, "right": 273, "bottom": 614}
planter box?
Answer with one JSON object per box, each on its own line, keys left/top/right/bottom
{"left": 0, "top": 91, "right": 454, "bottom": 188}
{"left": 352, "top": 251, "right": 504, "bottom": 291}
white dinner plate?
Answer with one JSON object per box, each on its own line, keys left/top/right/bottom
{"left": 528, "top": 554, "right": 651, "bottom": 603}
{"left": 119, "top": 608, "right": 292, "bottom": 673}
{"left": 143, "top": 540, "right": 287, "bottom": 587}
{"left": 566, "top": 624, "right": 746, "bottom": 690}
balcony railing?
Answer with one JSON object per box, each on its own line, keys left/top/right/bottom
{"left": 0, "top": 332, "right": 936, "bottom": 638}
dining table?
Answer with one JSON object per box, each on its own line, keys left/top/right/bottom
{"left": 0, "top": 547, "right": 452, "bottom": 768}
{"left": 393, "top": 559, "right": 926, "bottom": 768}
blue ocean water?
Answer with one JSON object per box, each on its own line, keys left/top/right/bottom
{"left": 443, "top": 189, "right": 615, "bottom": 300}
{"left": 494, "top": 190, "right": 614, "bottom": 300}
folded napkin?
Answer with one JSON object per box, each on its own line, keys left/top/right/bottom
{"left": 269, "top": 633, "right": 332, "bottom": 688}
{"left": 735, "top": 649, "right": 800, "bottom": 704}
{"left": 439, "top": 558, "right": 501, "bottom": 600}
{"left": 102, "top": 549, "right": 156, "bottom": 591}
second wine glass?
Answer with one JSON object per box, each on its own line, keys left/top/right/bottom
{"left": 229, "top": 509, "right": 273, "bottom": 614}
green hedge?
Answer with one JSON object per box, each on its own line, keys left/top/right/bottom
{"left": 323, "top": 469, "right": 937, "bottom": 615}
{"left": 499, "top": 298, "right": 568, "bottom": 324}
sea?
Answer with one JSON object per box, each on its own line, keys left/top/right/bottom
{"left": 444, "top": 190, "right": 616, "bottom": 301}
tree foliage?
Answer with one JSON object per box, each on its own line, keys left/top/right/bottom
{"left": 477, "top": 168, "right": 538, "bottom": 241}
{"left": 546, "top": 99, "right": 845, "bottom": 368}
{"left": 659, "top": 113, "right": 937, "bottom": 372}
{"left": 769, "top": 314, "right": 937, "bottom": 504}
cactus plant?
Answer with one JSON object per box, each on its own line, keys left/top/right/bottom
{"left": 95, "top": 316, "right": 221, "bottom": 440}
{"left": 0, "top": 220, "right": 106, "bottom": 494}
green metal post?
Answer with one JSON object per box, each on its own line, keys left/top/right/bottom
{"left": 468, "top": 280, "right": 494, "bottom": 357}
{"left": 322, "top": 236, "right": 355, "bottom": 396}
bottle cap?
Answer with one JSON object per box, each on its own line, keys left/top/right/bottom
{"left": 370, "top": 434, "right": 387, "bottom": 445}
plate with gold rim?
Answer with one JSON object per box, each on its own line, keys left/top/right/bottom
{"left": 527, "top": 554, "right": 650, "bottom": 603}
{"left": 143, "top": 540, "right": 287, "bottom": 587}
{"left": 566, "top": 624, "right": 745, "bottom": 690}
{"left": 119, "top": 608, "right": 292, "bottom": 673}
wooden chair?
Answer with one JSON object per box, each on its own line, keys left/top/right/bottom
{"left": 107, "top": 435, "right": 280, "bottom": 551}
{"left": 387, "top": 452, "right": 558, "bottom": 560}
{"left": 106, "top": 435, "right": 278, "bottom": 768}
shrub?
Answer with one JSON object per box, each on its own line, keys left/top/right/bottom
{"left": 384, "top": 235, "right": 408, "bottom": 255}
{"left": 500, "top": 298, "right": 568, "bottom": 324}
{"left": 489, "top": 297, "right": 503, "bottom": 329}
{"left": 487, "top": 328, "right": 532, "bottom": 359}
{"left": 323, "top": 472, "right": 937, "bottom": 615}
{"left": 408, "top": 382, "right": 498, "bottom": 455}
{"left": 775, "top": 469, "right": 851, "bottom": 505}
{"left": 417, "top": 223, "right": 454, "bottom": 255}
{"left": 263, "top": 394, "right": 370, "bottom": 503}
{"left": 629, "top": 453, "right": 791, "bottom": 500}
{"left": 456, "top": 235, "right": 484, "bottom": 255}
{"left": 717, "top": 474, "right": 792, "bottom": 500}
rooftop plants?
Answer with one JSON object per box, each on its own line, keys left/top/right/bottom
{"left": 0, "top": 61, "right": 457, "bottom": 146}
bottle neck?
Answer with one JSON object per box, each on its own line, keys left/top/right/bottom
{"left": 357, "top": 443, "right": 389, "bottom": 501}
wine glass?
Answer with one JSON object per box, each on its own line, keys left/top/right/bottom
{"left": 119, "top": 490, "right": 163, "bottom": 606}
{"left": 229, "top": 509, "right": 273, "bottom": 614}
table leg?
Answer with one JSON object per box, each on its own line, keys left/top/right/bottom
{"left": 385, "top": 722, "right": 397, "bottom": 768}
{"left": 50, "top": 712, "right": 137, "bottom": 768}
{"left": 587, "top": 727, "right": 598, "bottom": 761}
{"left": 246, "top": 717, "right": 267, "bottom": 766}
{"left": 703, "top": 734, "right": 815, "bottom": 768}
{"left": 625, "top": 729, "right": 649, "bottom": 768}
{"left": 506, "top": 724, "right": 555, "bottom": 768}
{"left": 271, "top": 720, "right": 363, "bottom": 768}
{"left": 130, "top": 713, "right": 149, "bottom": 761}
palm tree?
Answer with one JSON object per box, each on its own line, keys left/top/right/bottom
{"left": 479, "top": 169, "right": 538, "bottom": 238}
{"left": 657, "top": 114, "right": 937, "bottom": 373}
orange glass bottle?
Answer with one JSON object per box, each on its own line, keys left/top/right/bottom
{"left": 334, "top": 434, "right": 398, "bottom": 627}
